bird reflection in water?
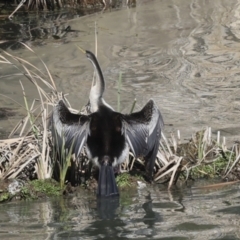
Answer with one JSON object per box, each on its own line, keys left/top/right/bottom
{"left": 97, "top": 196, "right": 119, "bottom": 219}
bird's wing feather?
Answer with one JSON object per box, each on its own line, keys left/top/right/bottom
{"left": 122, "top": 99, "right": 164, "bottom": 175}
{"left": 51, "top": 100, "right": 90, "bottom": 157}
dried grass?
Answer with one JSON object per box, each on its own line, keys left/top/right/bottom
{"left": 0, "top": 43, "right": 57, "bottom": 180}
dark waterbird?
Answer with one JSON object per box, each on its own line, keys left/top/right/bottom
{"left": 52, "top": 50, "right": 164, "bottom": 197}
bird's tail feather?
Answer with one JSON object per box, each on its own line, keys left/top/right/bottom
{"left": 97, "top": 165, "right": 119, "bottom": 197}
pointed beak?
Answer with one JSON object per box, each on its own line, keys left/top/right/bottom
{"left": 76, "top": 45, "right": 86, "bottom": 54}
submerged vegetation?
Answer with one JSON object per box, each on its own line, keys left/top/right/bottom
{"left": 0, "top": 43, "right": 240, "bottom": 202}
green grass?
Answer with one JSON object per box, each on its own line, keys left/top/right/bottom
{"left": 20, "top": 179, "right": 61, "bottom": 200}
{"left": 30, "top": 179, "right": 61, "bottom": 195}
{"left": 116, "top": 172, "right": 144, "bottom": 188}
{"left": 116, "top": 173, "right": 131, "bottom": 188}
{"left": 0, "top": 193, "right": 10, "bottom": 203}
{"left": 190, "top": 156, "right": 229, "bottom": 178}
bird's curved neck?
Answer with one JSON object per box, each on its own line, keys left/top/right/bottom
{"left": 87, "top": 52, "right": 113, "bottom": 112}
{"left": 88, "top": 56, "right": 105, "bottom": 111}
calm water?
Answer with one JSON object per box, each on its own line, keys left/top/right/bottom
{"left": 0, "top": 182, "right": 240, "bottom": 239}
{"left": 1, "top": 0, "right": 240, "bottom": 142}
{"left": 1, "top": 0, "right": 240, "bottom": 239}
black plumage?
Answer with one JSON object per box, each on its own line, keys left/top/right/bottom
{"left": 52, "top": 50, "right": 164, "bottom": 197}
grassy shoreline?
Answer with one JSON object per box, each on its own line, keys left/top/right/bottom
{"left": 0, "top": 44, "right": 240, "bottom": 203}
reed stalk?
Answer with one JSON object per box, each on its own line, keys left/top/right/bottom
{"left": 130, "top": 98, "right": 136, "bottom": 114}
{"left": 117, "top": 72, "right": 122, "bottom": 112}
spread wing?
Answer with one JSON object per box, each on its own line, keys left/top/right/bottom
{"left": 51, "top": 100, "right": 90, "bottom": 157}
{"left": 122, "top": 99, "right": 164, "bottom": 176}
